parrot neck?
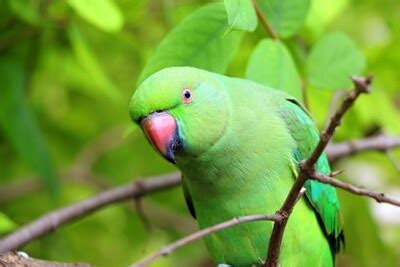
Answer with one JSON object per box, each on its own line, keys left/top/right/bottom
{"left": 177, "top": 140, "right": 292, "bottom": 205}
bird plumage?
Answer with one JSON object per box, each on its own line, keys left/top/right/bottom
{"left": 129, "top": 67, "right": 343, "bottom": 266}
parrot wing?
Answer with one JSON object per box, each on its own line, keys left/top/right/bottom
{"left": 277, "top": 97, "right": 344, "bottom": 255}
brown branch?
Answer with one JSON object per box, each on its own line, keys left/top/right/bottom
{"left": 130, "top": 214, "right": 280, "bottom": 267}
{"left": 326, "top": 134, "right": 400, "bottom": 162}
{"left": 251, "top": 0, "right": 279, "bottom": 40}
{"left": 0, "top": 251, "right": 90, "bottom": 267}
{"left": 3, "top": 133, "right": 399, "bottom": 204}
{"left": 311, "top": 172, "right": 400, "bottom": 206}
{"left": 0, "top": 173, "right": 195, "bottom": 235}
{"left": 264, "top": 76, "right": 372, "bottom": 266}
{"left": 0, "top": 173, "right": 181, "bottom": 252}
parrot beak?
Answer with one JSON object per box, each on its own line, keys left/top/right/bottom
{"left": 140, "top": 111, "right": 180, "bottom": 163}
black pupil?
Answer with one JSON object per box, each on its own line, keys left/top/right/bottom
{"left": 184, "top": 90, "right": 191, "bottom": 99}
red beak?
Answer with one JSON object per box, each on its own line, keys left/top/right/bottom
{"left": 140, "top": 112, "right": 179, "bottom": 163}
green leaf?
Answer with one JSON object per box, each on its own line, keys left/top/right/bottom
{"left": 67, "top": 0, "right": 123, "bottom": 32}
{"left": 305, "top": 32, "right": 366, "bottom": 90}
{"left": 137, "top": 3, "right": 243, "bottom": 85}
{"left": 67, "top": 23, "right": 120, "bottom": 102}
{"left": 256, "top": 0, "right": 310, "bottom": 38}
{"left": 246, "top": 38, "right": 303, "bottom": 101}
{"left": 0, "top": 212, "right": 16, "bottom": 235}
{"left": 7, "top": 0, "right": 39, "bottom": 25}
{"left": 224, "top": 0, "right": 257, "bottom": 32}
{"left": 0, "top": 57, "right": 57, "bottom": 192}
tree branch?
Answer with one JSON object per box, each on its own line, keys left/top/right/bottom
{"left": 0, "top": 251, "right": 90, "bottom": 267}
{"left": 2, "top": 75, "right": 400, "bottom": 265}
{"left": 326, "top": 134, "right": 400, "bottom": 162}
{"left": 264, "top": 76, "right": 372, "bottom": 266}
{"left": 0, "top": 173, "right": 181, "bottom": 252}
{"left": 251, "top": 0, "right": 279, "bottom": 40}
{"left": 130, "top": 166, "right": 400, "bottom": 267}
{"left": 311, "top": 172, "right": 400, "bottom": 206}
{"left": 3, "top": 134, "right": 399, "bottom": 204}
{"left": 130, "top": 214, "right": 280, "bottom": 267}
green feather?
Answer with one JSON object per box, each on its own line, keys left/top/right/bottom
{"left": 277, "top": 98, "right": 344, "bottom": 256}
{"left": 130, "top": 67, "right": 344, "bottom": 266}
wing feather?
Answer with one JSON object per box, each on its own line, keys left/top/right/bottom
{"left": 277, "top": 98, "right": 344, "bottom": 255}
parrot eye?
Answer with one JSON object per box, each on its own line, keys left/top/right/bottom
{"left": 182, "top": 88, "right": 193, "bottom": 104}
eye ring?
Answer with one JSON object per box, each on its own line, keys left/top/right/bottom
{"left": 182, "top": 88, "right": 193, "bottom": 104}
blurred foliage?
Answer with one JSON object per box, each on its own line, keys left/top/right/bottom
{"left": 0, "top": 0, "right": 399, "bottom": 266}
{"left": 306, "top": 32, "right": 366, "bottom": 90}
{"left": 137, "top": 2, "right": 243, "bottom": 85}
{"left": 224, "top": 0, "right": 257, "bottom": 33}
{"left": 245, "top": 39, "right": 303, "bottom": 101}
{"left": 256, "top": 0, "right": 310, "bottom": 38}
{"left": 0, "top": 212, "right": 16, "bottom": 235}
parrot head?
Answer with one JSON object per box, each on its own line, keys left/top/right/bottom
{"left": 129, "top": 67, "right": 229, "bottom": 164}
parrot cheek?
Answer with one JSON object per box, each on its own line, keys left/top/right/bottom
{"left": 140, "top": 112, "right": 181, "bottom": 163}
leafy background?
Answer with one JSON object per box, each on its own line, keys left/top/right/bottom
{"left": 0, "top": 0, "right": 399, "bottom": 266}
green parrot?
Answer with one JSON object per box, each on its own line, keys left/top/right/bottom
{"left": 129, "top": 67, "right": 344, "bottom": 266}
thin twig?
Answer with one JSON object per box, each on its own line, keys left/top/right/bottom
{"left": 251, "top": 0, "right": 279, "bottom": 40}
{"left": 130, "top": 214, "right": 280, "bottom": 267}
{"left": 264, "top": 76, "right": 372, "bottom": 266}
{"left": 131, "top": 189, "right": 306, "bottom": 266}
{"left": 327, "top": 134, "right": 400, "bottom": 162}
{"left": 0, "top": 173, "right": 181, "bottom": 252}
{"left": 311, "top": 172, "right": 400, "bottom": 206}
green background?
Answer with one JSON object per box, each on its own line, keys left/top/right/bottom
{"left": 0, "top": 0, "right": 399, "bottom": 266}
